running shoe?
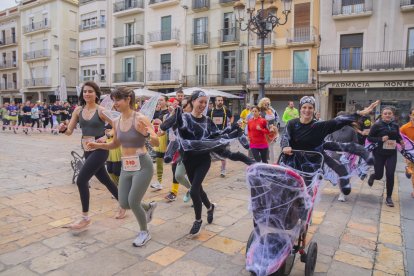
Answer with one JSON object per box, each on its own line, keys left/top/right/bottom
{"left": 183, "top": 190, "right": 191, "bottom": 203}
{"left": 146, "top": 201, "right": 157, "bottom": 223}
{"left": 207, "top": 203, "right": 216, "bottom": 224}
{"left": 220, "top": 169, "right": 226, "bottom": 178}
{"left": 359, "top": 173, "right": 367, "bottom": 181}
{"left": 70, "top": 217, "right": 91, "bottom": 230}
{"left": 150, "top": 181, "right": 163, "bottom": 190}
{"left": 367, "top": 174, "right": 375, "bottom": 187}
{"left": 405, "top": 167, "right": 412, "bottom": 179}
{"left": 133, "top": 231, "right": 151, "bottom": 247}
{"left": 338, "top": 193, "right": 346, "bottom": 202}
{"left": 165, "top": 192, "right": 177, "bottom": 202}
{"left": 385, "top": 197, "right": 394, "bottom": 207}
{"left": 188, "top": 220, "right": 202, "bottom": 238}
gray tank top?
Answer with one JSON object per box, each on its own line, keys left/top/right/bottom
{"left": 117, "top": 113, "right": 147, "bottom": 148}
{"left": 79, "top": 108, "right": 105, "bottom": 137}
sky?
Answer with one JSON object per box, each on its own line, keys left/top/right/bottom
{"left": 0, "top": 0, "right": 19, "bottom": 11}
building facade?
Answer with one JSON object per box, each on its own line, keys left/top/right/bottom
{"left": 20, "top": 0, "right": 79, "bottom": 103}
{"left": 0, "top": 6, "right": 21, "bottom": 105}
{"left": 318, "top": 0, "right": 414, "bottom": 122}
{"left": 79, "top": 0, "right": 112, "bottom": 93}
{"left": 246, "top": 0, "right": 320, "bottom": 123}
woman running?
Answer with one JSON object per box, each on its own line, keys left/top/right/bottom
{"left": 367, "top": 107, "right": 404, "bottom": 207}
{"left": 258, "top": 98, "right": 278, "bottom": 163}
{"left": 87, "top": 86, "right": 159, "bottom": 246}
{"left": 58, "top": 81, "right": 125, "bottom": 230}
{"left": 281, "top": 96, "right": 378, "bottom": 195}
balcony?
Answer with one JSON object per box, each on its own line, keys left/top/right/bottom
{"left": 147, "top": 70, "right": 180, "bottom": 83}
{"left": 79, "top": 48, "right": 106, "bottom": 57}
{"left": 148, "top": 0, "right": 180, "bottom": 9}
{"left": 219, "top": 27, "right": 240, "bottom": 45}
{"left": 113, "top": 0, "right": 144, "bottom": 16}
{"left": 24, "top": 78, "right": 51, "bottom": 88}
{"left": 80, "top": 0, "right": 106, "bottom": 5}
{"left": 192, "top": 0, "right": 209, "bottom": 11}
{"left": 401, "top": 0, "right": 414, "bottom": 11}
{"left": 79, "top": 21, "right": 106, "bottom": 32}
{"left": 247, "top": 70, "right": 316, "bottom": 88}
{"left": 0, "top": 60, "right": 18, "bottom": 70}
{"left": 23, "top": 49, "right": 51, "bottom": 61}
{"left": 219, "top": 0, "right": 236, "bottom": 6}
{"left": 249, "top": 33, "right": 276, "bottom": 49}
{"left": 0, "top": 36, "right": 17, "bottom": 48}
{"left": 113, "top": 34, "right": 144, "bottom": 51}
{"left": 191, "top": 31, "right": 209, "bottom": 48}
{"left": 318, "top": 50, "right": 414, "bottom": 72}
{"left": 23, "top": 20, "right": 51, "bottom": 35}
{"left": 147, "top": 29, "right": 180, "bottom": 47}
{"left": 0, "top": 82, "right": 18, "bottom": 90}
{"left": 113, "top": 71, "right": 144, "bottom": 83}
{"left": 332, "top": 0, "right": 373, "bottom": 19}
{"left": 286, "top": 26, "right": 317, "bottom": 46}
{"left": 185, "top": 73, "right": 247, "bottom": 87}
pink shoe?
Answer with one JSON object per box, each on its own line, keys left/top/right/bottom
{"left": 70, "top": 217, "right": 91, "bottom": 230}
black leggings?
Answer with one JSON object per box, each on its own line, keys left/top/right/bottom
{"left": 172, "top": 162, "right": 178, "bottom": 184}
{"left": 183, "top": 154, "right": 212, "bottom": 221}
{"left": 31, "top": 119, "right": 40, "bottom": 129}
{"left": 372, "top": 151, "right": 397, "bottom": 198}
{"left": 214, "top": 147, "right": 255, "bottom": 165}
{"left": 77, "top": 149, "right": 118, "bottom": 212}
{"left": 251, "top": 148, "right": 268, "bottom": 163}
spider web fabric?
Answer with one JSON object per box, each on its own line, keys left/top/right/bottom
{"left": 246, "top": 152, "right": 324, "bottom": 276}
{"left": 140, "top": 95, "right": 161, "bottom": 120}
{"left": 365, "top": 133, "right": 414, "bottom": 163}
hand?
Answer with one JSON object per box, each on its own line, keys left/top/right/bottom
{"left": 95, "top": 136, "right": 107, "bottom": 143}
{"left": 382, "top": 136, "right": 389, "bottom": 142}
{"left": 86, "top": 142, "right": 100, "bottom": 150}
{"left": 283, "top": 147, "right": 293, "bottom": 155}
{"left": 400, "top": 141, "right": 405, "bottom": 147}
{"left": 58, "top": 123, "right": 67, "bottom": 132}
{"left": 146, "top": 125, "right": 156, "bottom": 137}
{"left": 256, "top": 125, "right": 262, "bottom": 131}
{"left": 359, "top": 100, "right": 380, "bottom": 116}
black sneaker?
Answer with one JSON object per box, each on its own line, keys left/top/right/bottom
{"left": 367, "top": 174, "right": 375, "bottom": 187}
{"left": 207, "top": 203, "right": 216, "bottom": 224}
{"left": 405, "top": 167, "right": 412, "bottom": 179}
{"left": 360, "top": 173, "right": 367, "bottom": 181}
{"left": 385, "top": 197, "right": 394, "bottom": 207}
{"left": 188, "top": 220, "right": 202, "bottom": 237}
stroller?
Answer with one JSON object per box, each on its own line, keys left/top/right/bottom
{"left": 70, "top": 151, "right": 85, "bottom": 184}
{"left": 245, "top": 150, "right": 324, "bottom": 276}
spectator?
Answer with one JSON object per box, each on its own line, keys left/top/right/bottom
{"left": 240, "top": 103, "right": 251, "bottom": 130}
{"left": 282, "top": 101, "right": 299, "bottom": 124}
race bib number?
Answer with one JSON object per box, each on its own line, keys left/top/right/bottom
{"left": 81, "top": 137, "right": 96, "bottom": 152}
{"left": 10, "top": 111, "right": 17, "bottom": 116}
{"left": 383, "top": 140, "right": 396, "bottom": 150}
{"left": 122, "top": 156, "right": 141, "bottom": 171}
{"left": 213, "top": 117, "right": 224, "bottom": 125}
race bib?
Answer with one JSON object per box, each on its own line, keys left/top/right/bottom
{"left": 122, "top": 156, "right": 141, "bottom": 171}
{"left": 10, "top": 111, "right": 17, "bottom": 116}
{"left": 383, "top": 140, "right": 396, "bottom": 150}
{"left": 213, "top": 117, "right": 224, "bottom": 125}
{"left": 81, "top": 136, "right": 96, "bottom": 151}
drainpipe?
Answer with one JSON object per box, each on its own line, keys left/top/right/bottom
{"left": 383, "top": 22, "right": 387, "bottom": 52}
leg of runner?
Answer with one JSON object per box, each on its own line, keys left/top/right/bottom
{"left": 175, "top": 161, "right": 191, "bottom": 203}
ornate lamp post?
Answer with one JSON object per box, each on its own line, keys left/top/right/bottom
{"left": 234, "top": 0, "right": 292, "bottom": 100}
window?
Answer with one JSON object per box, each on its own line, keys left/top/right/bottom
{"left": 222, "top": 12, "right": 236, "bottom": 41}
{"left": 125, "top": 23, "right": 134, "bottom": 44}
{"left": 80, "top": 12, "right": 98, "bottom": 29}
{"left": 342, "top": 0, "right": 365, "bottom": 14}
{"left": 124, "top": 58, "right": 135, "bottom": 81}
{"left": 293, "top": 3, "right": 310, "bottom": 42}
{"left": 11, "top": 28, "right": 16, "bottom": 43}
{"left": 293, "top": 50, "right": 309, "bottom": 83}
{"left": 195, "top": 54, "right": 207, "bottom": 85}
{"left": 193, "top": 17, "right": 208, "bottom": 45}
{"left": 160, "top": 54, "right": 171, "bottom": 80}
{"left": 161, "top": 16, "right": 172, "bottom": 41}
{"left": 100, "top": 10, "right": 106, "bottom": 23}
{"left": 340, "top": 33, "right": 363, "bottom": 70}
{"left": 222, "top": 50, "right": 236, "bottom": 81}
{"left": 407, "top": 28, "right": 414, "bottom": 67}
{"left": 256, "top": 53, "right": 271, "bottom": 83}
{"left": 1, "top": 30, "right": 5, "bottom": 43}
{"left": 100, "top": 64, "right": 106, "bottom": 81}
{"left": 12, "top": 51, "right": 16, "bottom": 64}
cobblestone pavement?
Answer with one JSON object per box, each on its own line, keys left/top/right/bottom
{"left": 0, "top": 131, "right": 408, "bottom": 275}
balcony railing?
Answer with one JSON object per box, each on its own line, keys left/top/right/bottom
{"left": 185, "top": 73, "right": 247, "bottom": 86}
{"left": 192, "top": 0, "right": 209, "bottom": 9}
{"left": 192, "top": 31, "right": 209, "bottom": 46}
{"left": 79, "top": 20, "right": 106, "bottom": 31}
{"left": 23, "top": 49, "right": 51, "bottom": 61}
{"left": 219, "top": 27, "right": 240, "bottom": 43}
{"left": 248, "top": 70, "right": 316, "bottom": 86}
{"left": 114, "top": 0, "right": 144, "bottom": 12}
{"left": 249, "top": 33, "right": 274, "bottom": 47}
{"left": 401, "top": 0, "right": 414, "bottom": 7}
{"left": 113, "top": 34, "right": 144, "bottom": 47}
{"left": 332, "top": 0, "right": 373, "bottom": 16}
{"left": 80, "top": 75, "right": 107, "bottom": 82}
{"left": 113, "top": 71, "right": 144, "bottom": 83}
{"left": 23, "top": 20, "right": 51, "bottom": 34}
{"left": 148, "top": 29, "right": 180, "bottom": 43}
{"left": 286, "top": 26, "right": 317, "bottom": 44}
{"left": 24, "top": 78, "right": 51, "bottom": 87}
{"left": 79, "top": 48, "right": 106, "bottom": 57}
{"left": 0, "top": 82, "right": 18, "bottom": 90}
{"left": 147, "top": 70, "right": 180, "bottom": 81}
{"left": 0, "top": 36, "right": 17, "bottom": 46}
{"left": 318, "top": 50, "right": 414, "bottom": 71}
{"left": 0, "top": 60, "right": 18, "bottom": 69}
{"left": 80, "top": 0, "right": 106, "bottom": 5}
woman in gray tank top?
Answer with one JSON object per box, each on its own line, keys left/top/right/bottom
{"left": 88, "top": 86, "right": 159, "bottom": 247}
{"left": 58, "top": 81, "right": 125, "bottom": 231}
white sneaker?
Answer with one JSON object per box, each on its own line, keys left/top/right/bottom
{"left": 220, "top": 169, "right": 226, "bottom": 178}
{"left": 133, "top": 231, "right": 151, "bottom": 247}
{"left": 146, "top": 201, "right": 157, "bottom": 223}
{"left": 338, "top": 193, "right": 346, "bottom": 202}
{"left": 150, "top": 181, "right": 163, "bottom": 190}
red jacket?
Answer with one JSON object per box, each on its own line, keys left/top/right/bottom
{"left": 247, "top": 117, "right": 269, "bottom": 146}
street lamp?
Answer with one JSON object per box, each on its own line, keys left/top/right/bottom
{"left": 234, "top": 0, "right": 292, "bottom": 100}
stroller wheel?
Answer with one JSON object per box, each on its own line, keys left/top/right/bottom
{"left": 304, "top": 242, "right": 318, "bottom": 276}
{"left": 246, "top": 230, "right": 255, "bottom": 255}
